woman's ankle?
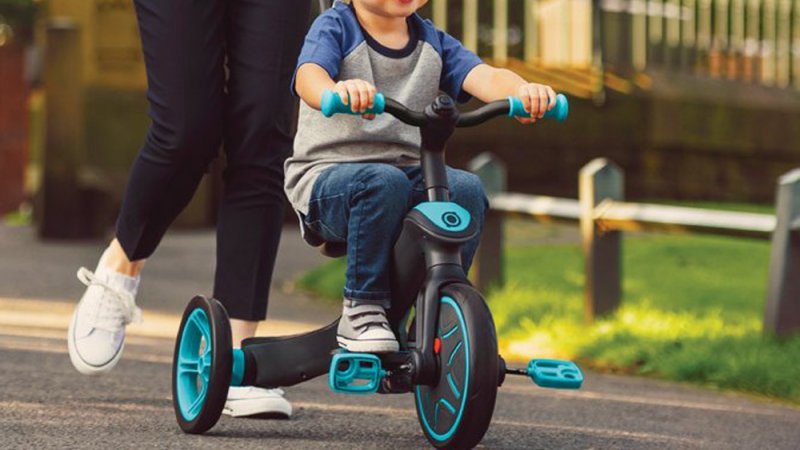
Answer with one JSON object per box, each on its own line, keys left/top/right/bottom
{"left": 100, "top": 239, "right": 145, "bottom": 277}
{"left": 231, "top": 319, "right": 259, "bottom": 348}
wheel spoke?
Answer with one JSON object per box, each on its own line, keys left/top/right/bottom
{"left": 187, "top": 384, "right": 207, "bottom": 417}
{"left": 188, "top": 313, "right": 203, "bottom": 333}
{"left": 201, "top": 329, "right": 211, "bottom": 349}
{"left": 447, "top": 341, "right": 463, "bottom": 367}
{"left": 177, "top": 355, "right": 199, "bottom": 376}
{"left": 439, "top": 398, "right": 457, "bottom": 414}
{"left": 447, "top": 373, "right": 461, "bottom": 399}
{"left": 188, "top": 312, "right": 211, "bottom": 344}
{"left": 441, "top": 324, "right": 459, "bottom": 340}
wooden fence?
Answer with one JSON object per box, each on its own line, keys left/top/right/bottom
{"left": 424, "top": 0, "right": 800, "bottom": 90}
{"left": 470, "top": 153, "right": 800, "bottom": 336}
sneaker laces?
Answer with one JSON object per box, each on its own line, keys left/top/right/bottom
{"left": 77, "top": 267, "right": 142, "bottom": 332}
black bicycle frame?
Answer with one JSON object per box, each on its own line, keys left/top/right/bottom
{"left": 388, "top": 95, "right": 477, "bottom": 385}
{"left": 241, "top": 94, "right": 511, "bottom": 389}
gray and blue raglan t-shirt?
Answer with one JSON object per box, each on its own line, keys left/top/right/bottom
{"left": 284, "top": 1, "right": 483, "bottom": 215}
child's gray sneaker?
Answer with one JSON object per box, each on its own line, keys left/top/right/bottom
{"left": 337, "top": 301, "right": 399, "bottom": 353}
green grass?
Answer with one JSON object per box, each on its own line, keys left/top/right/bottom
{"left": 296, "top": 223, "right": 800, "bottom": 403}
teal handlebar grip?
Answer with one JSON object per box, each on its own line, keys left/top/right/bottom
{"left": 508, "top": 93, "right": 568, "bottom": 122}
{"left": 320, "top": 89, "right": 386, "bottom": 117}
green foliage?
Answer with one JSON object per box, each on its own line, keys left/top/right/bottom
{"left": 3, "top": 203, "right": 32, "bottom": 227}
{"left": 297, "top": 257, "right": 346, "bottom": 302}
{"left": 297, "top": 226, "right": 800, "bottom": 403}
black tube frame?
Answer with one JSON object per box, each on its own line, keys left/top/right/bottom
{"left": 242, "top": 94, "right": 501, "bottom": 389}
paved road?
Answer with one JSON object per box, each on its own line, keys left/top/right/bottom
{"left": 2, "top": 224, "right": 799, "bottom": 449}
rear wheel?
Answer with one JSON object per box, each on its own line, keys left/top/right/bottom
{"left": 172, "top": 296, "right": 232, "bottom": 434}
{"left": 414, "top": 283, "right": 499, "bottom": 449}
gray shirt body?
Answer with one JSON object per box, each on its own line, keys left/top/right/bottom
{"left": 285, "top": 3, "right": 481, "bottom": 214}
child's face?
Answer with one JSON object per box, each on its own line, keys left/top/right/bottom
{"left": 352, "top": 0, "right": 428, "bottom": 19}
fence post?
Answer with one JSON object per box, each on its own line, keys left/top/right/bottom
{"left": 463, "top": 0, "right": 478, "bottom": 53}
{"left": 432, "top": 0, "right": 447, "bottom": 30}
{"left": 493, "top": 0, "right": 508, "bottom": 64}
{"left": 764, "top": 169, "right": 800, "bottom": 336}
{"left": 579, "top": 158, "right": 623, "bottom": 322}
{"left": 39, "top": 18, "right": 88, "bottom": 238}
{"left": 470, "top": 153, "right": 507, "bottom": 293}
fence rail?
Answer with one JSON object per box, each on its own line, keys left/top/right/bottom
{"left": 470, "top": 153, "right": 800, "bottom": 336}
{"left": 594, "top": 200, "right": 777, "bottom": 238}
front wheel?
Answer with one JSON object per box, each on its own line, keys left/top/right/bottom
{"left": 172, "top": 296, "right": 232, "bottom": 434}
{"left": 414, "top": 283, "right": 499, "bottom": 449}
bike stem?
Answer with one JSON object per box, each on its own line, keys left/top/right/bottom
{"left": 420, "top": 95, "right": 460, "bottom": 202}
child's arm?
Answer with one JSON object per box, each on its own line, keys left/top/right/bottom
{"left": 462, "top": 64, "right": 557, "bottom": 124}
{"left": 295, "top": 63, "right": 377, "bottom": 118}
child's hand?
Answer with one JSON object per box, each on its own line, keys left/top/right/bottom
{"left": 334, "top": 79, "right": 377, "bottom": 120}
{"left": 516, "top": 83, "right": 557, "bottom": 124}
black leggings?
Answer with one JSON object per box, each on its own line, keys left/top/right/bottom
{"left": 117, "top": 0, "right": 310, "bottom": 320}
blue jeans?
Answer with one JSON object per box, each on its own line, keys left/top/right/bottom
{"left": 305, "top": 163, "right": 488, "bottom": 307}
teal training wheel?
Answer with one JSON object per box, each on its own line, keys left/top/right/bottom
{"left": 172, "top": 296, "right": 232, "bottom": 434}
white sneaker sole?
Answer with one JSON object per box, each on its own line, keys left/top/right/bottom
{"left": 223, "top": 398, "right": 292, "bottom": 418}
{"left": 337, "top": 336, "right": 399, "bottom": 353}
{"left": 67, "top": 306, "right": 124, "bottom": 376}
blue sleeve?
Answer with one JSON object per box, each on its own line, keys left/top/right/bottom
{"left": 438, "top": 30, "right": 483, "bottom": 103}
{"left": 292, "top": 13, "right": 344, "bottom": 95}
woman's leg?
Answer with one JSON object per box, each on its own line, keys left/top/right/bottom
{"left": 68, "top": 0, "right": 227, "bottom": 376}
{"left": 214, "top": 0, "right": 311, "bottom": 327}
{"left": 217, "top": 1, "right": 308, "bottom": 420}
{"left": 116, "top": 0, "right": 227, "bottom": 262}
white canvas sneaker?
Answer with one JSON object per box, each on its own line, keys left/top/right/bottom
{"left": 223, "top": 387, "right": 292, "bottom": 418}
{"left": 67, "top": 266, "right": 141, "bottom": 375}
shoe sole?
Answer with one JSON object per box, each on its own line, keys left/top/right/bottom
{"left": 222, "top": 398, "right": 292, "bottom": 418}
{"left": 336, "top": 336, "right": 399, "bottom": 353}
{"left": 67, "top": 306, "right": 124, "bottom": 376}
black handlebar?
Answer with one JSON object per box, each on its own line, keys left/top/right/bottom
{"left": 383, "top": 98, "right": 511, "bottom": 128}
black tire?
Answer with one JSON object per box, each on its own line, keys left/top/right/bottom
{"left": 172, "top": 296, "right": 232, "bottom": 434}
{"left": 414, "top": 283, "right": 499, "bottom": 449}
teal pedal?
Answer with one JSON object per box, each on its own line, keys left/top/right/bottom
{"left": 528, "top": 359, "right": 584, "bottom": 389}
{"left": 328, "top": 352, "right": 386, "bottom": 394}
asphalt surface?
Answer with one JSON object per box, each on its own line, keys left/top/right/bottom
{"left": 1, "top": 224, "right": 799, "bottom": 449}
